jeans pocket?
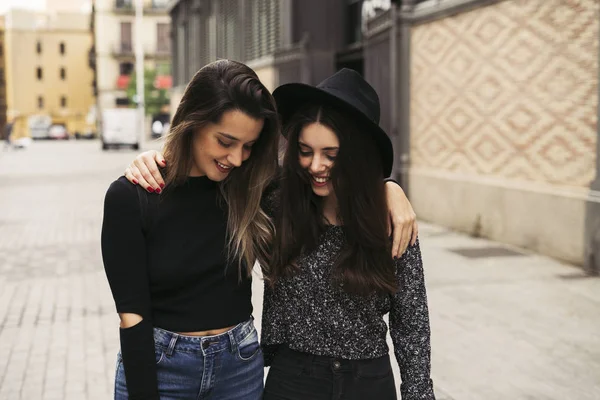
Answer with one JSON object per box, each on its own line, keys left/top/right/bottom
{"left": 237, "top": 329, "right": 261, "bottom": 361}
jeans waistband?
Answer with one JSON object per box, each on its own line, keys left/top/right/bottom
{"left": 280, "top": 346, "right": 379, "bottom": 370}
{"left": 153, "top": 318, "right": 255, "bottom": 356}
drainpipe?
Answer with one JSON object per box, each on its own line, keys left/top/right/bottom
{"left": 390, "top": 2, "right": 399, "bottom": 175}
{"left": 584, "top": 29, "right": 600, "bottom": 275}
{"left": 395, "top": 0, "right": 415, "bottom": 192}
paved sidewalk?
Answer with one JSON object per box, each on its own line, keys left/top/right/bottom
{"left": 0, "top": 141, "right": 599, "bottom": 399}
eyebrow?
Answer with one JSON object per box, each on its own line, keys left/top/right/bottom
{"left": 217, "top": 132, "right": 257, "bottom": 144}
{"left": 298, "top": 141, "right": 339, "bottom": 151}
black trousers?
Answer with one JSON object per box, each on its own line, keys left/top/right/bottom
{"left": 263, "top": 346, "right": 397, "bottom": 400}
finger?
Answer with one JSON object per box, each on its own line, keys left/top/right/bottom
{"left": 137, "top": 153, "right": 163, "bottom": 190}
{"left": 128, "top": 164, "right": 151, "bottom": 191}
{"left": 152, "top": 152, "right": 167, "bottom": 188}
{"left": 124, "top": 168, "right": 139, "bottom": 185}
{"left": 387, "top": 215, "right": 392, "bottom": 237}
{"left": 133, "top": 160, "right": 160, "bottom": 193}
{"left": 399, "top": 224, "right": 412, "bottom": 258}
{"left": 391, "top": 223, "right": 404, "bottom": 259}
{"left": 154, "top": 151, "right": 167, "bottom": 168}
{"left": 411, "top": 220, "right": 419, "bottom": 245}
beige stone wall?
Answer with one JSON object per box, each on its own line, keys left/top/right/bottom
{"left": 410, "top": 0, "right": 598, "bottom": 188}
{"left": 408, "top": 0, "right": 599, "bottom": 264}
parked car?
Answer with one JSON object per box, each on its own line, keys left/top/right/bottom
{"left": 48, "top": 124, "right": 69, "bottom": 140}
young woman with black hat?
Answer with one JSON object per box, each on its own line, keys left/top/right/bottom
{"left": 261, "top": 69, "right": 435, "bottom": 400}
{"left": 104, "top": 61, "right": 418, "bottom": 399}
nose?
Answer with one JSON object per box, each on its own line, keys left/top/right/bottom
{"left": 227, "top": 147, "right": 244, "bottom": 167}
{"left": 309, "top": 154, "right": 327, "bottom": 174}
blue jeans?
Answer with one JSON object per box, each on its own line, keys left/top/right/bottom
{"left": 114, "top": 318, "right": 264, "bottom": 399}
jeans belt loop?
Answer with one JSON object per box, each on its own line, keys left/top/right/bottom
{"left": 166, "top": 333, "right": 178, "bottom": 357}
{"left": 227, "top": 329, "right": 238, "bottom": 354}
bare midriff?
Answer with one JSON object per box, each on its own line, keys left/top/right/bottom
{"left": 177, "top": 325, "right": 236, "bottom": 337}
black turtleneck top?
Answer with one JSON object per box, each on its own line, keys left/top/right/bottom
{"left": 101, "top": 176, "right": 252, "bottom": 399}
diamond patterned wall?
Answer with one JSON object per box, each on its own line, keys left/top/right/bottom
{"left": 410, "top": 0, "right": 599, "bottom": 187}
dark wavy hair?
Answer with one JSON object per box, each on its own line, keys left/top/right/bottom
{"left": 163, "top": 60, "right": 279, "bottom": 278}
{"left": 270, "top": 104, "right": 396, "bottom": 295}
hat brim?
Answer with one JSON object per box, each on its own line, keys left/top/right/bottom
{"left": 273, "top": 83, "right": 394, "bottom": 178}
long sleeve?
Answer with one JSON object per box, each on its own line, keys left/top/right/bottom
{"left": 260, "top": 279, "right": 283, "bottom": 367}
{"left": 101, "top": 177, "right": 159, "bottom": 399}
{"left": 389, "top": 239, "right": 436, "bottom": 400}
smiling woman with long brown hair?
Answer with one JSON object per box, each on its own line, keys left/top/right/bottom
{"left": 102, "top": 60, "right": 279, "bottom": 399}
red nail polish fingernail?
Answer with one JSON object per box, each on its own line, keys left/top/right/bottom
{"left": 162, "top": 160, "right": 166, "bottom": 164}
{"left": 147, "top": 187, "right": 154, "bottom": 193}
{"left": 155, "top": 188, "right": 161, "bottom": 194}
{"left": 133, "top": 179, "right": 138, "bottom": 184}
{"left": 159, "top": 183, "right": 165, "bottom": 189}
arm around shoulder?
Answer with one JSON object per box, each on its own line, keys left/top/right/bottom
{"left": 389, "top": 240, "right": 436, "bottom": 400}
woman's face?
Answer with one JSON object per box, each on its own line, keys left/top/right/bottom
{"left": 297, "top": 122, "right": 339, "bottom": 198}
{"left": 190, "top": 109, "right": 264, "bottom": 181}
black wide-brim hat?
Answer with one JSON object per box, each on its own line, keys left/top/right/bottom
{"left": 273, "top": 68, "right": 394, "bottom": 177}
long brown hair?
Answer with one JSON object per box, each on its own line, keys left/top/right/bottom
{"left": 270, "top": 104, "right": 396, "bottom": 295}
{"left": 163, "top": 60, "right": 279, "bottom": 278}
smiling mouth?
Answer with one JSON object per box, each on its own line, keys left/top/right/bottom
{"left": 215, "top": 161, "right": 233, "bottom": 173}
{"left": 311, "top": 175, "right": 330, "bottom": 187}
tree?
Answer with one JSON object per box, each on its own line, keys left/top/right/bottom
{"left": 126, "top": 68, "right": 170, "bottom": 116}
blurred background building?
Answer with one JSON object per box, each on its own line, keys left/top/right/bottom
{"left": 92, "top": 0, "right": 172, "bottom": 135}
{"left": 3, "top": 1, "right": 96, "bottom": 140}
{"left": 168, "top": 0, "right": 599, "bottom": 274}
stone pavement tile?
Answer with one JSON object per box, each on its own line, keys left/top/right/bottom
{"left": 42, "top": 389, "right": 65, "bottom": 400}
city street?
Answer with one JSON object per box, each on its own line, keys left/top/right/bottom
{"left": 0, "top": 140, "right": 599, "bottom": 400}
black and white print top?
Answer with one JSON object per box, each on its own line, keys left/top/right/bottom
{"left": 261, "top": 188, "right": 435, "bottom": 400}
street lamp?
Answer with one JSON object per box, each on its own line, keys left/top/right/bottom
{"left": 135, "top": 0, "right": 145, "bottom": 148}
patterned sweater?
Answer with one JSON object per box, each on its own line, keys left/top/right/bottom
{"left": 261, "top": 189, "right": 435, "bottom": 400}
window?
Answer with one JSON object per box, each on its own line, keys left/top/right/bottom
{"left": 119, "top": 62, "right": 134, "bottom": 75}
{"left": 346, "top": 0, "right": 363, "bottom": 45}
{"left": 116, "top": 0, "right": 132, "bottom": 7}
{"left": 36, "top": 41, "right": 42, "bottom": 54}
{"left": 59, "top": 42, "right": 65, "bottom": 55}
{"left": 60, "top": 67, "right": 66, "bottom": 80}
{"left": 38, "top": 96, "right": 44, "bottom": 109}
{"left": 120, "top": 22, "right": 133, "bottom": 52}
{"left": 60, "top": 96, "right": 67, "bottom": 108}
{"left": 37, "top": 67, "right": 43, "bottom": 80}
{"left": 156, "top": 23, "right": 170, "bottom": 54}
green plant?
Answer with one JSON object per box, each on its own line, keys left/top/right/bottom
{"left": 126, "top": 68, "right": 170, "bottom": 116}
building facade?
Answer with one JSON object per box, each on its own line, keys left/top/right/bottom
{"left": 169, "top": 0, "right": 600, "bottom": 273}
{"left": 3, "top": 9, "right": 96, "bottom": 139}
{"left": 93, "top": 0, "right": 171, "bottom": 114}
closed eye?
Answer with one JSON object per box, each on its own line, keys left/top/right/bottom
{"left": 218, "top": 139, "right": 232, "bottom": 148}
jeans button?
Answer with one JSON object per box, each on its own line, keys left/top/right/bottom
{"left": 332, "top": 361, "right": 341, "bottom": 370}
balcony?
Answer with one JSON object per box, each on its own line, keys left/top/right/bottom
{"left": 112, "top": 0, "right": 169, "bottom": 14}
{"left": 113, "top": 0, "right": 133, "bottom": 14}
{"left": 111, "top": 42, "right": 134, "bottom": 58}
{"left": 111, "top": 42, "right": 171, "bottom": 60}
